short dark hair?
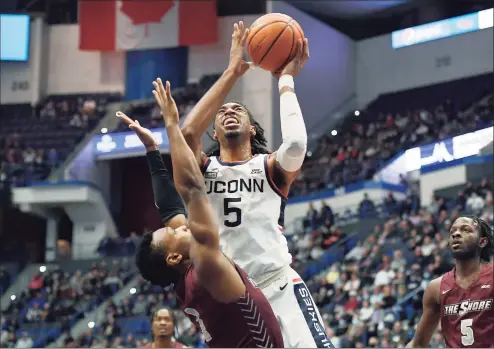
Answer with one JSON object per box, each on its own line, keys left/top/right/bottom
{"left": 136, "top": 231, "right": 181, "bottom": 288}
{"left": 150, "top": 306, "right": 176, "bottom": 325}
{"left": 207, "top": 101, "right": 269, "bottom": 156}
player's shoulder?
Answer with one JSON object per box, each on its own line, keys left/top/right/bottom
{"left": 425, "top": 276, "right": 444, "bottom": 303}
{"left": 427, "top": 276, "right": 443, "bottom": 290}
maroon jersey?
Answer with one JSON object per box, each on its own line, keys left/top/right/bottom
{"left": 174, "top": 263, "right": 284, "bottom": 348}
{"left": 440, "top": 263, "right": 494, "bottom": 348}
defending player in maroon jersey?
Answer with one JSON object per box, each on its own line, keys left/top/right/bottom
{"left": 407, "top": 216, "right": 494, "bottom": 348}
{"left": 134, "top": 80, "right": 284, "bottom": 348}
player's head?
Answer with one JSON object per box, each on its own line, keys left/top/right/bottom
{"left": 449, "top": 216, "right": 493, "bottom": 263}
{"left": 208, "top": 101, "right": 269, "bottom": 156}
{"left": 136, "top": 226, "right": 192, "bottom": 287}
{"left": 150, "top": 307, "right": 176, "bottom": 340}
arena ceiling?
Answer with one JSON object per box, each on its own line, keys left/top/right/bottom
{"left": 285, "top": 0, "right": 411, "bottom": 19}
{"left": 284, "top": 0, "right": 490, "bottom": 40}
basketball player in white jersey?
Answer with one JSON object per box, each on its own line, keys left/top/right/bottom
{"left": 151, "top": 22, "right": 333, "bottom": 348}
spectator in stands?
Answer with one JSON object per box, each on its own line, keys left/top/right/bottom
{"left": 69, "top": 114, "right": 84, "bottom": 128}
{"left": 132, "top": 295, "right": 147, "bottom": 316}
{"left": 15, "top": 332, "right": 33, "bottom": 348}
{"left": 320, "top": 201, "right": 334, "bottom": 226}
{"left": 46, "top": 148, "right": 59, "bottom": 169}
{"left": 101, "top": 317, "right": 120, "bottom": 342}
{"left": 466, "top": 192, "right": 485, "bottom": 215}
{"left": 28, "top": 272, "right": 44, "bottom": 294}
{"left": 390, "top": 250, "right": 406, "bottom": 271}
{"left": 384, "top": 192, "right": 398, "bottom": 215}
{"left": 25, "top": 302, "right": 43, "bottom": 323}
{"left": 456, "top": 190, "right": 467, "bottom": 211}
{"left": 77, "top": 329, "right": 94, "bottom": 347}
{"left": 179, "top": 326, "right": 200, "bottom": 347}
{"left": 40, "top": 101, "right": 56, "bottom": 120}
{"left": 359, "top": 193, "right": 376, "bottom": 218}
{"left": 477, "top": 177, "right": 492, "bottom": 198}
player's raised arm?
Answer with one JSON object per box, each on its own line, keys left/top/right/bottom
{"left": 153, "top": 79, "right": 246, "bottom": 302}
{"left": 179, "top": 21, "right": 252, "bottom": 166}
{"left": 268, "top": 39, "right": 310, "bottom": 194}
{"left": 116, "top": 112, "right": 187, "bottom": 229}
{"left": 152, "top": 79, "right": 219, "bottom": 248}
{"left": 407, "top": 278, "right": 442, "bottom": 348}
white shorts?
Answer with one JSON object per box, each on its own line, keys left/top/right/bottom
{"left": 260, "top": 267, "right": 334, "bottom": 348}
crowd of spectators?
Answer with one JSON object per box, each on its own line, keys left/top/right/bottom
{"left": 114, "top": 74, "right": 220, "bottom": 133}
{"left": 0, "top": 94, "right": 120, "bottom": 187}
{"left": 1, "top": 260, "right": 134, "bottom": 348}
{"left": 291, "top": 91, "right": 494, "bottom": 197}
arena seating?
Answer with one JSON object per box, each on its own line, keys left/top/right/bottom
{"left": 292, "top": 73, "right": 494, "bottom": 197}
{"left": 113, "top": 73, "right": 221, "bottom": 132}
{"left": 0, "top": 93, "right": 121, "bottom": 187}
{"left": 1, "top": 258, "right": 136, "bottom": 347}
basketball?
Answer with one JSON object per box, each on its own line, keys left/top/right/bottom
{"left": 246, "top": 13, "right": 305, "bottom": 73}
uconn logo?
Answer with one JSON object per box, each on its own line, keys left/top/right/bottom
{"left": 206, "top": 178, "right": 265, "bottom": 194}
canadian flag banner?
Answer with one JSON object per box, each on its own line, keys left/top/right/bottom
{"left": 79, "top": 0, "right": 217, "bottom": 51}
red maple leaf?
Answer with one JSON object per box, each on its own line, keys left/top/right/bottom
{"left": 120, "top": 0, "right": 175, "bottom": 25}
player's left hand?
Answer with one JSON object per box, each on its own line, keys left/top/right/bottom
{"left": 152, "top": 78, "right": 179, "bottom": 127}
{"left": 116, "top": 112, "right": 158, "bottom": 152}
{"left": 273, "top": 37, "right": 309, "bottom": 79}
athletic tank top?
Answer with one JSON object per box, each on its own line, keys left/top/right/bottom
{"left": 439, "top": 263, "right": 494, "bottom": 348}
{"left": 203, "top": 154, "right": 291, "bottom": 281}
{"left": 174, "top": 263, "right": 284, "bottom": 348}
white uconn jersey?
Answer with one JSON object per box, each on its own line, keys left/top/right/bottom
{"left": 203, "top": 154, "right": 291, "bottom": 281}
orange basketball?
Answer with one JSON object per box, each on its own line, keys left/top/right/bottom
{"left": 246, "top": 13, "right": 304, "bottom": 73}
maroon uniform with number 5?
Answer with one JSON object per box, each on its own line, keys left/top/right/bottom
{"left": 440, "top": 263, "right": 494, "bottom": 348}
{"left": 175, "top": 263, "right": 284, "bottom": 348}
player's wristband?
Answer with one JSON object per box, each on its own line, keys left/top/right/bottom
{"left": 278, "top": 75, "right": 294, "bottom": 91}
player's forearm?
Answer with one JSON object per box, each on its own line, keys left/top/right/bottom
{"left": 146, "top": 150, "right": 186, "bottom": 224}
{"left": 166, "top": 124, "right": 206, "bottom": 200}
{"left": 276, "top": 76, "right": 307, "bottom": 172}
{"left": 181, "top": 68, "right": 239, "bottom": 140}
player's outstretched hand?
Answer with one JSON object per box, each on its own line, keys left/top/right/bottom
{"left": 152, "top": 78, "right": 179, "bottom": 127}
{"left": 228, "top": 21, "right": 253, "bottom": 77}
{"left": 116, "top": 111, "right": 158, "bottom": 152}
{"left": 273, "top": 37, "right": 309, "bottom": 79}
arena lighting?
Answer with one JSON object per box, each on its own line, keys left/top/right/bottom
{"left": 331, "top": 130, "right": 338, "bottom": 136}
{"left": 39, "top": 265, "right": 46, "bottom": 272}
{"left": 130, "top": 287, "right": 137, "bottom": 294}
{"left": 10, "top": 295, "right": 16, "bottom": 301}
{"left": 307, "top": 151, "right": 312, "bottom": 157}
{"left": 101, "top": 127, "right": 108, "bottom": 134}
{"left": 88, "top": 321, "right": 95, "bottom": 329}
{"left": 354, "top": 110, "right": 360, "bottom": 116}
